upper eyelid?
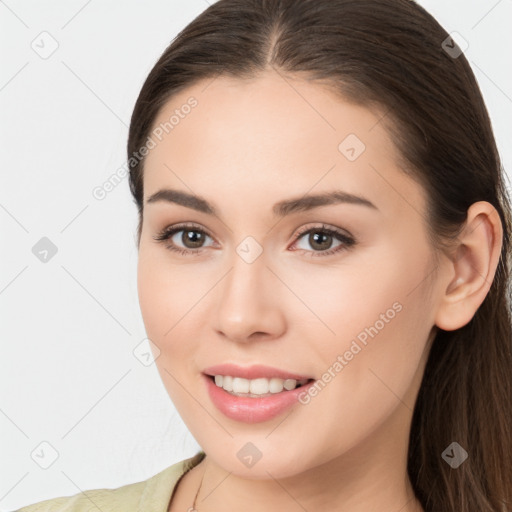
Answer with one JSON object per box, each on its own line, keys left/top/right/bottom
{"left": 294, "top": 223, "right": 351, "bottom": 237}
{"left": 155, "top": 222, "right": 353, "bottom": 246}
{"left": 153, "top": 222, "right": 216, "bottom": 245}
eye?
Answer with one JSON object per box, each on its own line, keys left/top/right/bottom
{"left": 152, "top": 223, "right": 215, "bottom": 256}
{"left": 289, "top": 223, "right": 356, "bottom": 257}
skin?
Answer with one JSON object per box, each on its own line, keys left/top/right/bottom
{"left": 136, "top": 68, "right": 503, "bottom": 512}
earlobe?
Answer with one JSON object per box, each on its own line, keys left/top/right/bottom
{"left": 434, "top": 201, "right": 503, "bottom": 332}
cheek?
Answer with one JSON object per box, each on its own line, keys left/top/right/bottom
{"left": 137, "top": 246, "right": 201, "bottom": 336}
{"left": 290, "top": 272, "right": 431, "bottom": 459}
{"left": 137, "top": 249, "right": 208, "bottom": 377}
{"left": 284, "top": 257, "right": 402, "bottom": 347}
{"left": 299, "top": 240, "right": 432, "bottom": 387}
{"left": 137, "top": 254, "right": 167, "bottom": 338}
{"left": 136, "top": 250, "right": 188, "bottom": 373}
{"left": 137, "top": 258, "right": 193, "bottom": 406}
{"left": 335, "top": 259, "right": 431, "bottom": 402}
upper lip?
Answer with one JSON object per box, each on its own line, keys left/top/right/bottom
{"left": 203, "top": 363, "right": 314, "bottom": 381}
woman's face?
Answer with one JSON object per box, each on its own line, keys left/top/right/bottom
{"left": 137, "top": 70, "right": 440, "bottom": 478}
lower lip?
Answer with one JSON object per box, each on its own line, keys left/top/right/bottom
{"left": 203, "top": 374, "right": 315, "bottom": 423}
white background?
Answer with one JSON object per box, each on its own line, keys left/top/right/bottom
{"left": 1, "top": 1, "right": 511, "bottom": 510}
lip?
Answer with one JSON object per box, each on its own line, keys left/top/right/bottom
{"left": 203, "top": 369, "right": 316, "bottom": 424}
{"left": 202, "top": 363, "right": 313, "bottom": 381}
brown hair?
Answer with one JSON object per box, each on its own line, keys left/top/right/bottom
{"left": 127, "top": 1, "right": 512, "bottom": 510}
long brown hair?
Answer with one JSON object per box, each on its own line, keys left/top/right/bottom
{"left": 127, "top": 1, "right": 512, "bottom": 510}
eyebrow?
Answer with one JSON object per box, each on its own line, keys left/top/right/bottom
{"left": 145, "top": 188, "right": 378, "bottom": 217}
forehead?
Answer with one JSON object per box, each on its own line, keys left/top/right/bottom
{"left": 142, "top": 70, "right": 425, "bottom": 220}
{"left": 148, "top": 71, "right": 390, "bottom": 156}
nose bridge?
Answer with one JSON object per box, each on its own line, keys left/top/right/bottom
{"left": 214, "top": 238, "right": 284, "bottom": 341}
{"left": 220, "top": 241, "right": 268, "bottom": 314}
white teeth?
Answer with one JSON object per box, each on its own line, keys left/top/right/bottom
{"left": 232, "top": 377, "right": 250, "bottom": 393}
{"left": 213, "top": 375, "right": 308, "bottom": 395}
{"left": 269, "top": 378, "right": 284, "bottom": 393}
{"left": 222, "top": 375, "right": 233, "bottom": 391}
{"left": 283, "top": 379, "right": 296, "bottom": 391}
{"left": 249, "top": 378, "right": 269, "bottom": 394}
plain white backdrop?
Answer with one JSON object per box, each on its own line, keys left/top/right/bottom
{"left": 1, "top": 1, "right": 511, "bottom": 510}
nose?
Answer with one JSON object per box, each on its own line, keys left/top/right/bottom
{"left": 213, "top": 249, "right": 286, "bottom": 344}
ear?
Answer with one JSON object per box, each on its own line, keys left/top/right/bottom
{"left": 435, "top": 201, "right": 503, "bottom": 331}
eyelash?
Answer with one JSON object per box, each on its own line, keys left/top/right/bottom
{"left": 152, "top": 222, "right": 356, "bottom": 258}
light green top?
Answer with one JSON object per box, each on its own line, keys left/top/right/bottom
{"left": 15, "top": 451, "right": 206, "bottom": 512}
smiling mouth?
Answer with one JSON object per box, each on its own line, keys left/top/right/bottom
{"left": 207, "top": 374, "right": 315, "bottom": 397}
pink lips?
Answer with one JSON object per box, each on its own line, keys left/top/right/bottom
{"left": 203, "top": 363, "right": 315, "bottom": 423}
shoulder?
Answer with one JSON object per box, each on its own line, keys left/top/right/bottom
{"left": 13, "top": 478, "right": 146, "bottom": 512}
{"left": 15, "top": 451, "right": 206, "bottom": 512}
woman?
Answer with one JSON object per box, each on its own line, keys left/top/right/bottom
{"left": 17, "top": 0, "right": 512, "bottom": 511}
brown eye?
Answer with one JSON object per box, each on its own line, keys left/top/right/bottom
{"left": 152, "top": 223, "right": 214, "bottom": 255}
{"left": 307, "top": 231, "right": 334, "bottom": 251}
{"left": 180, "top": 229, "right": 207, "bottom": 249}
{"left": 291, "top": 224, "right": 356, "bottom": 257}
